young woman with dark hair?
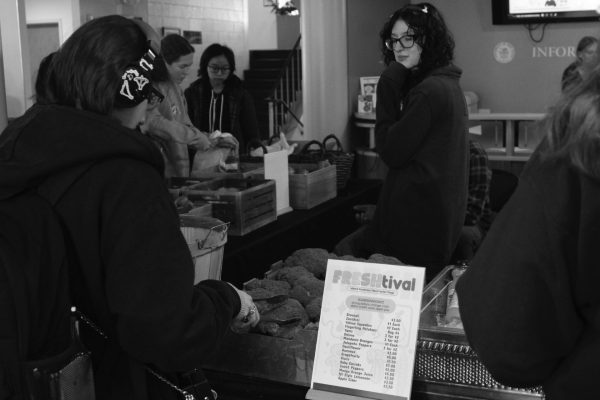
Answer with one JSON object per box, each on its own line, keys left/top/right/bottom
{"left": 335, "top": 2, "right": 468, "bottom": 282}
{"left": 457, "top": 66, "right": 600, "bottom": 400}
{"left": 561, "top": 36, "right": 598, "bottom": 92}
{"left": 184, "top": 43, "right": 260, "bottom": 151}
{"left": 0, "top": 15, "right": 258, "bottom": 399}
{"left": 143, "top": 34, "right": 216, "bottom": 177}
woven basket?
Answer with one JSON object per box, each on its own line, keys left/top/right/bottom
{"left": 323, "top": 134, "right": 355, "bottom": 190}
{"left": 239, "top": 139, "right": 268, "bottom": 163}
{"left": 288, "top": 140, "right": 328, "bottom": 164}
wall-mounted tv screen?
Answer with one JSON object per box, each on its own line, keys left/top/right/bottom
{"left": 492, "top": 0, "right": 600, "bottom": 25}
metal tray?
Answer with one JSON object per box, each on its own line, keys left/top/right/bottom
{"left": 414, "top": 265, "right": 544, "bottom": 399}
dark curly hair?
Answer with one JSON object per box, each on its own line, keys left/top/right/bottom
{"left": 379, "top": 2, "right": 454, "bottom": 75}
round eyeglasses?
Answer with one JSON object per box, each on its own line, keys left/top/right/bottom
{"left": 208, "top": 65, "right": 231, "bottom": 74}
{"left": 385, "top": 35, "right": 416, "bottom": 50}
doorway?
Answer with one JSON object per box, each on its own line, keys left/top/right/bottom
{"left": 27, "top": 22, "right": 60, "bottom": 100}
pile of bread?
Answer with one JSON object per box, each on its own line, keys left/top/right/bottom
{"left": 244, "top": 248, "right": 402, "bottom": 339}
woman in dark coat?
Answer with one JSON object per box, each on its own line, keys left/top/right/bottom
{"left": 337, "top": 3, "right": 468, "bottom": 281}
{"left": 0, "top": 16, "right": 259, "bottom": 399}
{"left": 458, "top": 62, "right": 600, "bottom": 400}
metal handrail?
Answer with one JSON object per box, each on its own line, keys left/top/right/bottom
{"left": 266, "top": 35, "right": 302, "bottom": 137}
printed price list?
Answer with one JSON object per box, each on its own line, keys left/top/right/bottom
{"left": 338, "top": 312, "right": 374, "bottom": 383}
{"left": 383, "top": 317, "right": 402, "bottom": 390}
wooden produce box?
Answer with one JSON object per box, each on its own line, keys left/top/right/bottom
{"left": 191, "top": 162, "right": 265, "bottom": 179}
{"left": 167, "top": 177, "right": 215, "bottom": 199}
{"left": 289, "top": 163, "right": 337, "bottom": 209}
{"left": 185, "top": 178, "right": 277, "bottom": 236}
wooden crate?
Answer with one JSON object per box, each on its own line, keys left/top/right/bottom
{"left": 167, "top": 177, "right": 215, "bottom": 199}
{"left": 186, "top": 178, "right": 277, "bottom": 236}
{"left": 289, "top": 163, "right": 337, "bottom": 209}
{"left": 190, "top": 162, "right": 265, "bottom": 179}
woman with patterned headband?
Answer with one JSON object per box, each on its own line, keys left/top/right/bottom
{"left": 0, "top": 15, "right": 258, "bottom": 399}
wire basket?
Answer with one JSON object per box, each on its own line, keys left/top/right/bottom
{"left": 179, "top": 216, "right": 229, "bottom": 284}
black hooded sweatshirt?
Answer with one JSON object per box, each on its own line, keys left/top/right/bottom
{"left": 363, "top": 62, "right": 469, "bottom": 281}
{"left": 0, "top": 104, "right": 240, "bottom": 399}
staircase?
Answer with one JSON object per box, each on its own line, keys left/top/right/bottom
{"left": 244, "top": 50, "right": 291, "bottom": 140}
{"left": 244, "top": 44, "right": 302, "bottom": 140}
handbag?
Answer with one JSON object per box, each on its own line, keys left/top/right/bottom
{"left": 76, "top": 311, "right": 217, "bottom": 400}
{"left": 23, "top": 310, "right": 95, "bottom": 400}
{"left": 145, "top": 368, "right": 217, "bottom": 400}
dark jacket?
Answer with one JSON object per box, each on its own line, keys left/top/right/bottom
{"left": 457, "top": 144, "right": 600, "bottom": 399}
{"left": 184, "top": 74, "right": 260, "bottom": 150}
{"left": 0, "top": 105, "right": 241, "bottom": 399}
{"left": 363, "top": 62, "right": 469, "bottom": 280}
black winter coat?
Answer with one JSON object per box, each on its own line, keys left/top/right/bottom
{"left": 0, "top": 105, "right": 241, "bottom": 399}
{"left": 363, "top": 62, "right": 469, "bottom": 280}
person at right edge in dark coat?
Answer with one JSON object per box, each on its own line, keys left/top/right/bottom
{"left": 457, "top": 51, "right": 600, "bottom": 400}
{"left": 335, "top": 3, "right": 469, "bottom": 282}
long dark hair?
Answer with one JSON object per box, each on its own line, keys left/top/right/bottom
{"left": 540, "top": 66, "right": 600, "bottom": 179}
{"left": 379, "top": 2, "right": 454, "bottom": 75}
{"left": 152, "top": 34, "right": 194, "bottom": 82}
{"left": 49, "top": 15, "right": 150, "bottom": 114}
{"left": 34, "top": 51, "right": 56, "bottom": 104}
{"left": 197, "top": 43, "right": 236, "bottom": 79}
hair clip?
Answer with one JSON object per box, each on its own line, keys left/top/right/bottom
{"left": 422, "top": 5, "right": 428, "bottom": 14}
{"left": 119, "top": 69, "right": 150, "bottom": 101}
{"left": 116, "top": 47, "right": 157, "bottom": 106}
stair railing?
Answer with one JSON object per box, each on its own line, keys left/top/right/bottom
{"left": 266, "top": 35, "right": 303, "bottom": 137}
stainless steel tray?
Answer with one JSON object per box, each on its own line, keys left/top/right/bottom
{"left": 414, "top": 265, "right": 544, "bottom": 399}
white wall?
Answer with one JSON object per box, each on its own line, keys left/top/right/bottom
{"left": 148, "top": 0, "right": 250, "bottom": 90}
{"left": 0, "top": 27, "right": 7, "bottom": 132}
{"left": 248, "top": 0, "right": 278, "bottom": 50}
{"left": 0, "top": 0, "right": 79, "bottom": 119}
{"left": 1, "top": 0, "right": 31, "bottom": 118}
{"left": 26, "top": 0, "right": 80, "bottom": 44}
{"left": 425, "top": 0, "right": 599, "bottom": 113}
{"left": 299, "top": 0, "right": 349, "bottom": 143}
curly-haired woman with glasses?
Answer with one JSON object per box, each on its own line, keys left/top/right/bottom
{"left": 335, "top": 3, "right": 468, "bottom": 282}
{"left": 184, "top": 43, "right": 260, "bottom": 152}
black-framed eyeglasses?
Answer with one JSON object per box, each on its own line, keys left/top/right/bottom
{"left": 208, "top": 65, "right": 231, "bottom": 74}
{"left": 385, "top": 35, "right": 416, "bottom": 50}
{"left": 146, "top": 86, "right": 164, "bottom": 106}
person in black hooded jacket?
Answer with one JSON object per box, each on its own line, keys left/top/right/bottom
{"left": 184, "top": 43, "right": 260, "bottom": 153}
{"left": 0, "top": 15, "right": 259, "bottom": 400}
{"left": 335, "top": 3, "right": 468, "bottom": 282}
{"left": 457, "top": 61, "right": 600, "bottom": 400}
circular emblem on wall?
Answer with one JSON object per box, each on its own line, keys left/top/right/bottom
{"left": 493, "top": 42, "right": 516, "bottom": 64}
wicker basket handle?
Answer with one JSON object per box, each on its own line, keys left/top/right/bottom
{"left": 299, "top": 140, "right": 325, "bottom": 156}
{"left": 245, "top": 139, "right": 268, "bottom": 156}
{"left": 323, "top": 134, "right": 344, "bottom": 152}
